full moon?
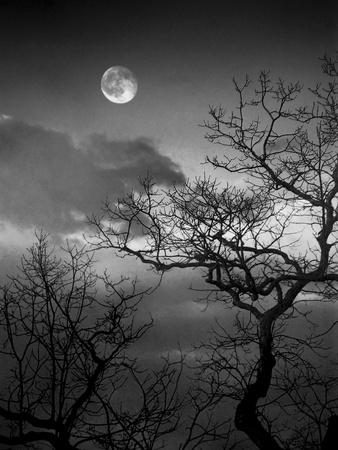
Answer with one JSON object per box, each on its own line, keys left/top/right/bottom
{"left": 101, "top": 66, "right": 138, "bottom": 104}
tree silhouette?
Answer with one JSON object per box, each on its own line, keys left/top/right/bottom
{"left": 90, "top": 54, "right": 338, "bottom": 449}
{"left": 0, "top": 234, "right": 183, "bottom": 449}
{"left": 0, "top": 234, "right": 238, "bottom": 449}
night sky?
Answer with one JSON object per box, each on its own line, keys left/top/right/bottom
{"left": 0, "top": 0, "right": 337, "bottom": 368}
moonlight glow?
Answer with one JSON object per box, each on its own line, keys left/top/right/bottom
{"left": 101, "top": 66, "right": 138, "bottom": 104}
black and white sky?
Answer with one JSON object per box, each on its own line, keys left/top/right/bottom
{"left": 0, "top": 0, "right": 337, "bottom": 353}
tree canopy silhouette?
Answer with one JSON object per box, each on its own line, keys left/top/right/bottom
{"left": 0, "top": 234, "right": 183, "bottom": 449}
{"left": 91, "top": 54, "right": 338, "bottom": 450}
{"left": 0, "top": 234, "right": 237, "bottom": 449}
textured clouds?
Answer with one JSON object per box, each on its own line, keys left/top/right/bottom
{"left": 0, "top": 118, "right": 185, "bottom": 234}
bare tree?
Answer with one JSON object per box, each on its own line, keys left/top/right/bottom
{"left": 0, "top": 234, "right": 237, "bottom": 449}
{"left": 90, "top": 54, "right": 338, "bottom": 449}
{"left": 0, "top": 234, "right": 184, "bottom": 449}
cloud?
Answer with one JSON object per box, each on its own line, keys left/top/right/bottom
{"left": 0, "top": 118, "right": 185, "bottom": 234}
{"left": 124, "top": 270, "right": 227, "bottom": 358}
{"left": 84, "top": 134, "right": 185, "bottom": 187}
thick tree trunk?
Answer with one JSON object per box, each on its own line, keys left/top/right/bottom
{"left": 322, "top": 415, "right": 338, "bottom": 450}
{"left": 235, "top": 318, "right": 282, "bottom": 450}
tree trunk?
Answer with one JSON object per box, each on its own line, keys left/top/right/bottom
{"left": 322, "top": 415, "right": 338, "bottom": 450}
{"left": 235, "top": 318, "right": 282, "bottom": 450}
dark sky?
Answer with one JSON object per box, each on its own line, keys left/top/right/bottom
{"left": 0, "top": 1, "right": 336, "bottom": 179}
{"left": 0, "top": 0, "right": 337, "bottom": 361}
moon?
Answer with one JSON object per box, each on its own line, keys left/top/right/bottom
{"left": 101, "top": 66, "right": 138, "bottom": 104}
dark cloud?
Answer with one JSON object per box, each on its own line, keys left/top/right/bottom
{"left": 126, "top": 270, "right": 226, "bottom": 358}
{"left": 0, "top": 118, "right": 185, "bottom": 233}
{"left": 84, "top": 134, "right": 185, "bottom": 187}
